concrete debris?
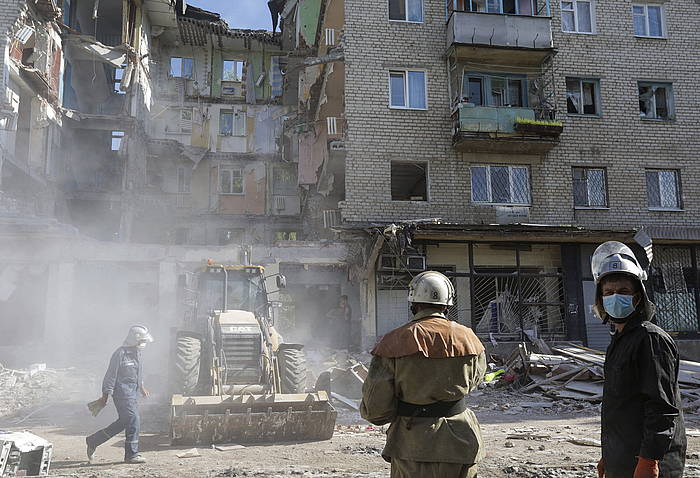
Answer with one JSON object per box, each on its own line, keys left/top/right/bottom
{"left": 0, "top": 430, "right": 53, "bottom": 476}
{"left": 566, "top": 437, "right": 601, "bottom": 447}
{"left": 306, "top": 348, "right": 370, "bottom": 409}
{"left": 176, "top": 448, "right": 201, "bottom": 458}
{"left": 212, "top": 444, "right": 246, "bottom": 452}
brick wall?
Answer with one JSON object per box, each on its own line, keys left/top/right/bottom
{"left": 343, "top": 0, "right": 700, "bottom": 233}
{"left": 0, "top": 0, "right": 22, "bottom": 103}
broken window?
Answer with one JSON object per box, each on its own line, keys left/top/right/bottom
{"left": 391, "top": 162, "right": 428, "bottom": 201}
{"left": 561, "top": 0, "right": 593, "bottom": 33}
{"left": 219, "top": 228, "right": 245, "bottom": 246}
{"left": 222, "top": 60, "right": 243, "bottom": 82}
{"left": 220, "top": 111, "right": 246, "bottom": 136}
{"left": 389, "top": 0, "right": 423, "bottom": 22}
{"left": 471, "top": 165, "right": 530, "bottom": 205}
{"left": 177, "top": 166, "right": 191, "bottom": 193}
{"left": 170, "top": 57, "right": 194, "bottom": 79}
{"left": 273, "top": 164, "right": 298, "bottom": 195}
{"left": 219, "top": 167, "right": 244, "bottom": 194}
{"left": 113, "top": 67, "right": 125, "bottom": 94}
{"left": 462, "top": 73, "right": 526, "bottom": 107}
{"left": 572, "top": 167, "right": 607, "bottom": 207}
{"left": 566, "top": 78, "right": 599, "bottom": 115}
{"left": 111, "top": 131, "right": 124, "bottom": 151}
{"left": 639, "top": 82, "right": 673, "bottom": 120}
{"left": 633, "top": 4, "right": 664, "bottom": 37}
{"left": 275, "top": 231, "right": 299, "bottom": 241}
{"left": 389, "top": 70, "right": 427, "bottom": 109}
{"left": 646, "top": 169, "right": 681, "bottom": 210}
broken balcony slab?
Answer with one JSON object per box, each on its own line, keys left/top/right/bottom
{"left": 63, "top": 35, "right": 129, "bottom": 67}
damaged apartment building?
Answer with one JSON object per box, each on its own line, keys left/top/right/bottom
{"left": 282, "top": 0, "right": 700, "bottom": 357}
{"left": 0, "top": 0, "right": 354, "bottom": 357}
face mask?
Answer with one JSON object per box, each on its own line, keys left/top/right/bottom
{"left": 603, "top": 294, "right": 636, "bottom": 319}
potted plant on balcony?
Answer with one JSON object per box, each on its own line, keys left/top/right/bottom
{"left": 514, "top": 117, "right": 563, "bottom": 137}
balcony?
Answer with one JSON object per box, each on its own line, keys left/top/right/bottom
{"left": 452, "top": 104, "right": 561, "bottom": 154}
{"left": 447, "top": 8, "right": 553, "bottom": 67}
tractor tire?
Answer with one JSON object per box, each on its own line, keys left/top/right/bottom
{"left": 277, "top": 347, "right": 308, "bottom": 394}
{"left": 173, "top": 334, "right": 201, "bottom": 395}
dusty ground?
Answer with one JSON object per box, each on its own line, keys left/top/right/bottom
{"left": 4, "top": 384, "right": 700, "bottom": 478}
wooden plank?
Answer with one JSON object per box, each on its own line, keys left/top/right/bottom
{"left": 521, "top": 366, "right": 588, "bottom": 393}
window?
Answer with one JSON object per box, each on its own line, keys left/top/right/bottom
{"left": 389, "top": 0, "right": 423, "bottom": 22}
{"left": 471, "top": 165, "right": 530, "bottom": 205}
{"left": 170, "top": 57, "right": 194, "bottom": 79}
{"left": 179, "top": 108, "right": 193, "bottom": 134}
{"left": 572, "top": 167, "right": 607, "bottom": 207}
{"left": 460, "top": 0, "right": 534, "bottom": 14}
{"left": 220, "top": 111, "right": 246, "bottom": 136}
{"left": 391, "top": 162, "right": 428, "bottom": 201}
{"left": 389, "top": 70, "right": 427, "bottom": 109}
{"left": 462, "top": 73, "right": 527, "bottom": 107}
{"left": 275, "top": 231, "right": 298, "bottom": 241}
{"left": 638, "top": 82, "right": 673, "bottom": 120}
{"left": 561, "top": 1, "right": 594, "bottom": 33}
{"left": 113, "top": 67, "right": 125, "bottom": 94}
{"left": 111, "top": 131, "right": 124, "bottom": 151}
{"left": 633, "top": 4, "right": 664, "bottom": 37}
{"left": 566, "top": 78, "right": 599, "bottom": 115}
{"left": 219, "top": 167, "right": 244, "bottom": 194}
{"left": 222, "top": 60, "right": 243, "bottom": 81}
{"left": 219, "top": 228, "right": 244, "bottom": 246}
{"left": 177, "top": 166, "right": 191, "bottom": 193}
{"left": 273, "top": 164, "right": 298, "bottom": 195}
{"left": 646, "top": 169, "right": 681, "bottom": 210}
{"left": 325, "top": 28, "right": 336, "bottom": 46}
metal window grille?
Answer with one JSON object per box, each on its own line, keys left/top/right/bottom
{"left": 325, "top": 28, "right": 336, "bottom": 46}
{"left": 650, "top": 247, "right": 699, "bottom": 332}
{"left": 327, "top": 117, "right": 338, "bottom": 135}
{"left": 573, "top": 167, "right": 606, "bottom": 207}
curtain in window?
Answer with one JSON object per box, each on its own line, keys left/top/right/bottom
{"left": 390, "top": 73, "right": 406, "bottom": 107}
{"left": 220, "top": 113, "right": 234, "bottom": 135}
{"left": 566, "top": 79, "right": 581, "bottom": 114}
{"left": 648, "top": 6, "right": 663, "bottom": 36}
{"left": 576, "top": 1, "right": 592, "bottom": 32}
{"left": 407, "top": 0, "right": 423, "bottom": 21}
{"left": 182, "top": 58, "right": 194, "bottom": 79}
{"left": 234, "top": 113, "right": 246, "bottom": 136}
{"left": 220, "top": 169, "right": 232, "bottom": 193}
{"left": 632, "top": 6, "right": 646, "bottom": 35}
{"left": 582, "top": 82, "right": 596, "bottom": 114}
{"left": 408, "top": 71, "right": 426, "bottom": 109}
{"left": 471, "top": 167, "right": 489, "bottom": 202}
{"left": 270, "top": 56, "right": 283, "bottom": 98}
{"left": 561, "top": 2, "right": 575, "bottom": 31}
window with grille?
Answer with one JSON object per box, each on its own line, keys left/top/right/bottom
{"left": 650, "top": 247, "right": 699, "bottom": 332}
{"left": 219, "top": 167, "right": 244, "bottom": 194}
{"left": 646, "top": 169, "right": 681, "bottom": 210}
{"left": 572, "top": 167, "right": 607, "bottom": 207}
{"left": 633, "top": 4, "right": 664, "bottom": 38}
{"left": 561, "top": 0, "right": 594, "bottom": 33}
{"left": 471, "top": 165, "right": 530, "bottom": 205}
{"left": 566, "top": 78, "right": 600, "bottom": 115}
{"left": 639, "top": 82, "right": 673, "bottom": 120}
{"left": 389, "top": 0, "right": 423, "bottom": 22}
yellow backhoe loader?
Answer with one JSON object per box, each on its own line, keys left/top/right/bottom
{"left": 169, "top": 262, "right": 336, "bottom": 445}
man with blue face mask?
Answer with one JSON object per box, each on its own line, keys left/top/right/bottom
{"left": 592, "top": 242, "right": 686, "bottom": 478}
{"left": 86, "top": 325, "right": 153, "bottom": 464}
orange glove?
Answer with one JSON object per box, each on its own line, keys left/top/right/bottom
{"left": 597, "top": 458, "right": 605, "bottom": 478}
{"left": 634, "top": 457, "right": 659, "bottom": 478}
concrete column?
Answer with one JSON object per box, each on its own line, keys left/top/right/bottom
{"left": 44, "top": 262, "right": 75, "bottom": 364}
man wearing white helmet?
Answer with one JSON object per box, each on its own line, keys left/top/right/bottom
{"left": 86, "top": 325, "right": 154, "bottom": 464}
{"left": 592, "top": 242, "right": 685, "bottom": 478}
{"left": 361, "top": 271, "right": 486, "bottom": 478}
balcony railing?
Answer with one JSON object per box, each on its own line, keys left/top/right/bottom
{"left": 452, "top": 104, "right": 561, "bottom": 153}
{"left": 447, "top": 8, "right": 553, "bottom": 50}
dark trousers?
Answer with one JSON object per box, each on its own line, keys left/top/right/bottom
{"left": 87, "top": 398, "right": 140, "bottom": 459}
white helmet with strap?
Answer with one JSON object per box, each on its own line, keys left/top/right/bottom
{"left": 407, "top": 271, "right": 455, "bottom": 306}
{"left": 123, "top": 325, "right": 154, "bottom": 347}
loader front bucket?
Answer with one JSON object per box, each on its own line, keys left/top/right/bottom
{"left": 170, "top": 392, "right": 337, "bottom": 445}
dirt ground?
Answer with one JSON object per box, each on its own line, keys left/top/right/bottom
{"left": 3, "top": 386, "right": 700, "bottom": 478}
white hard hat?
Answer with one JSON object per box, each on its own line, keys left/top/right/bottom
{"left": 407, "top": 271, "right": 455, "bottom": 306}
{"left": 591, "top": 241, "right": 647, "bottom": 283}
{"left": 123, "top": 325, "right": 154, "bottom": 347}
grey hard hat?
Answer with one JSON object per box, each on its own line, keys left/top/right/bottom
{"left": 123, "top": 325, "right": 154, "bottom": 347}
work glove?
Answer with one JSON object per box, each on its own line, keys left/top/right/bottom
{"left": 597, "top": 457, "right": 605, "bottom": 478}
{"left": 633, "top": 457, "right": 659, "bottom": 478}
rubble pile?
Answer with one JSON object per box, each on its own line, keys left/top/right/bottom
{"left": 495, "top": 342, "right": 700, "bottom": 411}
{"left": 0, "top": 363, "right": 63, "bottom": 418}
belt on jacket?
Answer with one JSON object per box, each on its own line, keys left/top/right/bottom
{"left": 396, "top": 398, "right": 467, "bottom": 418}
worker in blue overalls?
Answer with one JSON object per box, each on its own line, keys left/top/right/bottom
{"left": 86, "top": 325, "right": 154, "bottom": 464}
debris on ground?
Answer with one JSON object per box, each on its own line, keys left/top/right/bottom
{"left": 176, "top": 448, "right": 201, "bottom": 459}
{"left": 0, "top": 430, "right": 53, "bottom": 476}
{"left": 306, "top": 348, "right": 369, "bottom": 410}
